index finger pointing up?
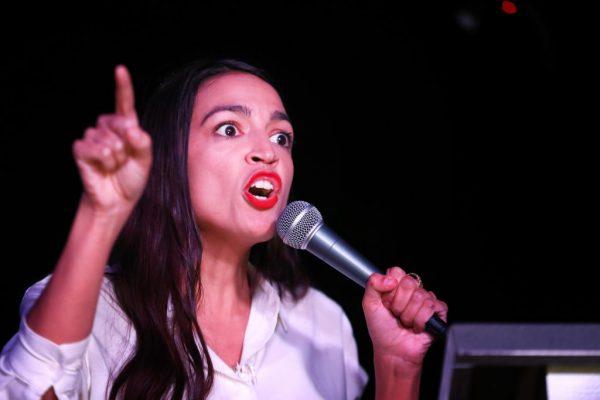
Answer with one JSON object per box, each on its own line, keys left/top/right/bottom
{"left": 115, "top": 65, "right": 137, "bottom": 120}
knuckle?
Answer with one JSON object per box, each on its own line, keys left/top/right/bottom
{"left": 94, "top": 128, "right": 108, "bottom": 140}
{"left": 113, "top": 138, "right": 124, "bottom": 150}
{"left": 412, "top": 289, "right": 426, "bottom": 301}
{"left": 388, "top": 266, "right": 406, "bottom": 277}
{"left": 125, "top": 126, "right": 137, "bottom": 139}
{"left": 391, "top": 266, "right": 406, "bottom": 275}
{"left": 367, "top": 274, "right": 379, "bottom": 287}
{"left": 99, "top": 146, "right": 111, "bottom": 158}
{"left": 103, "top": 129, "right": 118, "bottom": 141}
{"left": 83, "top": 127, "right": 95, "bottom": 139}
{"left": 72, "top": 140, "right": 82, "bottom": 155}
{"left": 96, "top": 114, "right": 111, "bottom": 126}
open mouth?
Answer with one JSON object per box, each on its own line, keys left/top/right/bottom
{"left": 243, "top": 172, "right": 282, "bottom": 210}
{"left": 248, "top": 180, "right": 275, "bottom": 200}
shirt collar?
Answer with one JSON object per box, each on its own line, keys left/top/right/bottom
{"left": 206, "top": 267, "right": 287, "bottom": 378}
{"left": 239, "top": 275, "right": 281, "bottom": 361}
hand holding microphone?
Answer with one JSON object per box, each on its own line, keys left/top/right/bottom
{"left": 277, "top": 201, "right": 448, "bottom": 344}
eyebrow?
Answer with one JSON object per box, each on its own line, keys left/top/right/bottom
{"left": 200, "top": 104, "right": 291, "bottom": 126}
{"left": 200, "top": 104, "right": 251, "bottom": 126}
{"left": 270, "top": 110, "right": 290, "bottom": 123}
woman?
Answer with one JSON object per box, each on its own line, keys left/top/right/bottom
{"left": 0, "top": 59, "right": 448, "bottom": 399}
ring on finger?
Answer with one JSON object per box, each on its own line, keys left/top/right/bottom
{"left": 406, "top": 272, "right": 423, "bottom": 288}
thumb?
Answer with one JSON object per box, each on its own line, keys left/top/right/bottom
{"left": 363, "top": 273, "right": 398, "bottom": 308}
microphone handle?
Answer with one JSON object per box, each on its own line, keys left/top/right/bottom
{"left": 306, "top": 224, "right": 447, "bottom": 337}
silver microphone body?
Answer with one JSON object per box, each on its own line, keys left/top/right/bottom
{"left": 277, "top": 200, "right": 448, "bottom": 336}
{"left": 304, "top": 222, "right": 378, "bottom": 287}
{"left": 277, "top": 201, "right": 380, "bottom": 286}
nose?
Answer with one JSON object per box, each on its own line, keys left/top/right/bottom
{"left": 245, "top": 137, "right": 278, "bottom": 166}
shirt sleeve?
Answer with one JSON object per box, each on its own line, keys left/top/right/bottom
{"left": 0, "top": 276, "right": 91, "bottom": 400}
{"left": 341, "top": 312, "right": 369, "bottom": 400}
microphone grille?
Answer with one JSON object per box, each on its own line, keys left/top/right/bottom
{"left": 276, "top": 200, "right": 323, "bottom": 249}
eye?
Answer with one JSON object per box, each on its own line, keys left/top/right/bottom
{"left": 270, "top": 132, "right": 294, "bottom": 148}
{"left": 215, "top": 123, "right": 240, "bottom": 137}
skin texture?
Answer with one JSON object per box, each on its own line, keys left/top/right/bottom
{"left": 188, "top": 72, "right": 295, "bottom": 368}
{"left": 364, "top": 268, "right": 449, "bottom": 400}
{"left": 188, "top": 72, "right": 294, "bottom": 249}
{"left": 32, "top": 65, "right": 152, "bottom": 400}
{"left": 185, "top": 72, "right": 449, "bottom": 398}
{"left": 32, "top": 66, "right": 448, "bottom": 400}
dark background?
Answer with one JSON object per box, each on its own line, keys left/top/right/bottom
{"left": 0, "top": 1, "right": 594, "bottom": 399}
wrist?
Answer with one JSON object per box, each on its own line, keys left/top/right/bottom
{"left": 374, "top": 353, "right": 422, "bottom": 400}
{"left": 76, "top": 195, "right": 133, "bottom": 240}
{"left": 374, "top": 352, "right": 423, "bottom": 378}
{"left": 79, "top": 194, "right": 134, "bottom": 224}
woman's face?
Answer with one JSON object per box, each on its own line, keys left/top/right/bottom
{"left": 188, "top": 72, "right": 294, "bottom": 247}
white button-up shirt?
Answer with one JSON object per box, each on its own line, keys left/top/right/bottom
{"left": 0, "top": 271, "right": 368, "bottom": 399}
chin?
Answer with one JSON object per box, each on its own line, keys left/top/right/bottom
{"left": 246, "top": 223, "right": 277, "bottom": 244}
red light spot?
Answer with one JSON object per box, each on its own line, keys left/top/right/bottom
{"left": 502, "top": 0, "right": 518, "bottom": 14}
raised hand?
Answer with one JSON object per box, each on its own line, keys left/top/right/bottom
{"left": 72, "top": 65, "right": 152, "bottom": 217}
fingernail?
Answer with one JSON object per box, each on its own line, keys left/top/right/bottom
{"left": 383, "top": 277, "right": 396, "bottom": 286}
{"left": 403, "top": 277, "right": 416, "bottom": 287}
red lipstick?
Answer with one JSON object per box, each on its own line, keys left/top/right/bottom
{"left": 243, "top": 171, "right": 282, "bottom": 210}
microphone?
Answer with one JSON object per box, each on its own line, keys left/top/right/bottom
{"left": 276, "top": 200, "right": 447, "bottom": 337}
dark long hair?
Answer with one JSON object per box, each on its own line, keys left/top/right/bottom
{"left": 107, "top": 59, "right": 308, "bottom": 400}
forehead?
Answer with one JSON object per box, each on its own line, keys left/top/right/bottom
{"left": 194, "top": 72, "right": 285, "bottom": 113}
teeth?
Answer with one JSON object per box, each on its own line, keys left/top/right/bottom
{"left": 252, "top": 194, "right": 268, "bottom": 200}
{"left": 250, "top": 180, "right": 274, "bottom": 190}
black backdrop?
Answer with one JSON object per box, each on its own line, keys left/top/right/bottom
{"left": 0, "top": 1, "right": 593, "bottom": 399}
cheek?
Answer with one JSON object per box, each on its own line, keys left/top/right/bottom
{"left": 280, "top": 158, "right": 295, "bottom": 202}
{"left": 188, "top": 152, "right": 233, "bottom": 213}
